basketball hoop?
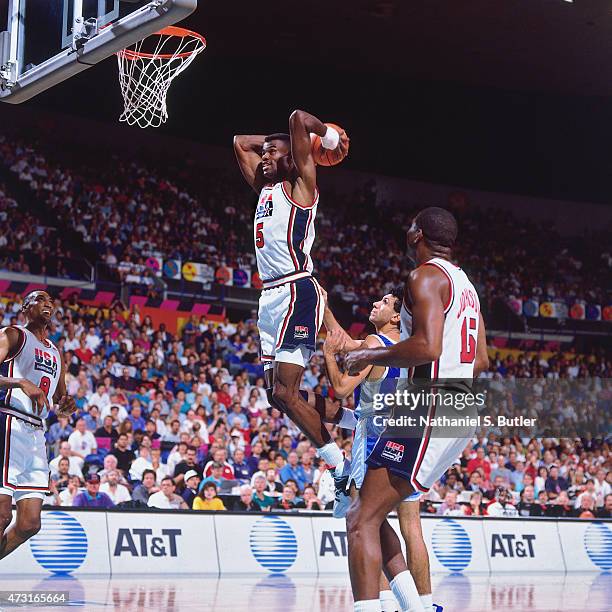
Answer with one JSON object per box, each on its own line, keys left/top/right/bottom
{"left": 116, "top": 26, "right": 206, "bottom": 128}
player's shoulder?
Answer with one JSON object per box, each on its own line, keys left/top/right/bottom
{"left": 362, "top": 334, "right": 384, "bottom": 348}
{"left": 408, "top": 263, "right": 448, "bottom": 288}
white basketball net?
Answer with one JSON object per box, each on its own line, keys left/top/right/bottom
{"left": 117, "top": 27, "right": 206, "bottom": 129}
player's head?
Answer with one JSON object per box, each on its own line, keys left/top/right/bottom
{"left": 262, "top": 133, "right": 292, "bottom": 181}
{"left": 22, "top": 290, "right": 55, "bottom": 325}
{"left": 369, "top": 286, "right": 402, "bottom": 330}
{"left": 407, "top": 207, "right": 458, "bottom": 259}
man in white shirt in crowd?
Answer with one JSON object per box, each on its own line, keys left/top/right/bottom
{"left": 101, "top": 402, "right": 128, "bottom": 423}
{"left": 148, "top": 477, "right": 188, "bottom": 510}
{"left": 100, "top": 469, "right": 132, "bottom": 505}
{"left": 85, "top": 325, "right": 101, "bottom": 352}
{"left": 487, "top": 487, "right": 519, "bottom": 517}
{"left": 88, "top": 383, "right": 111, "bottom": 412}
{"left": 437, "top": 490, "right": 466, "bottom": 516}
{"left": 68, "top": 418, "right": 97, "bottom": 460}
{"left": 130, "top": 447, "right": 153, "bottom": 482}
{"left": 49, "top": 441, "right": 84, "bottom": 476}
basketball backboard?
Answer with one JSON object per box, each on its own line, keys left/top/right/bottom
{"left": 0, "top": 0, "right": 197, "bottom": 103}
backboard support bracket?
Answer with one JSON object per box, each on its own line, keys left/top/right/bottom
{"left": 0, "top": 0, "right": 198, "bottom": 104}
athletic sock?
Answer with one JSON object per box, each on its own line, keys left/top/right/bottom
{"left": 354, "top": 599, "right": 382, "bottom": 612}
{"left": 390, "top": 571, "right": 424, "bottom": 612}
{"left": 380, "top": 589, "right": 399, "bottom": 612}
{"left": 419, "top": 595, "right": 433, "bottom": 610}
{"left": 317, "top": 441, "right": 344, "bottom": 472}
{"left": 339, "top": 407, "right": 358, "bottom": 430}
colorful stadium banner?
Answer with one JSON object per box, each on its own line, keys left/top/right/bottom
{"left": 570, "top": 301, "right": 586, "bottom": 320}
{"left": 163, "top": 259, "right": 182, "bottom": 279}
{"left": 507, "top": 297, "right": 522, "bottom": 315}
{"left": 182, "top": 262, "right": 214, "bottom": 285}
{"left": 523, "top": 299, "right": 539, "bottom": 318}
{"left": 215, "top": 265, "right": 233, "bottom": 286}
{"left": 539, "top": 302, "right": 555, "bottom": 318}
{"left": 233, "top": 267, "right": 251, "bottom": 288}
{"left": 145, "top": 256, "right": 163, "bottom": 277}
{"left": 586, "top": 304, "right": 602, "bottom": 320}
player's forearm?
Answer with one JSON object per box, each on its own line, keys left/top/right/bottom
{"left": 290, "top": 109, "right": 326, "bottom": 137}
{"left": 362, "top": 338, "right": 441, "bottom": 369}
{"left": 323, "top": 306, "right": 341, "bottom": 333}
{"left": 233, "top": 135, "right": 266, "bottom": 153}
{"left": 323, "top": 352, "right": 348, "bottom": 397}
{"left": 0, "top": 377, "right": 26, "bottom": 390}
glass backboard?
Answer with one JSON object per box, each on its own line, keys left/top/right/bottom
{"left": 0, "top": 0, "right": 197, "bottom": 103}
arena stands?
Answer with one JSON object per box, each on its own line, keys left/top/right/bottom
{"left": 0, "top": 133, "right": 610, "bottom": 335}
{"left": 1, "top": 292, "right": 608, "bottom": 517}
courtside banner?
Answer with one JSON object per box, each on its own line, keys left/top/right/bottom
{"left": 0, "top": 509, "right": 111, "bottom": 575}
{"left": 107, "top": 511, "right": 218, "bottom": 574}
{"left": 482, "top": 519, "right": 565, "bottom": 572}
{"left": 557, "top": 520, "right": 612, "bottom": 572}
{"left": 312, "top": 516, "right": 350, "bottom": 573}
{"left": 214, "top": 513, "right": 317, "bottom": 574}
{"left": 420, "top": 517, "right": 489, "bottom": 574}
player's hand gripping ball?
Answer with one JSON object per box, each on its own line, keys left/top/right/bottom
{"left": 311, "top": 123, "right": 350, "bottom": 166}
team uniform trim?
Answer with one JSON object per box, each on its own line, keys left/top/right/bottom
{"left": 280, "top": 182, "right": 319, "bottom": 210}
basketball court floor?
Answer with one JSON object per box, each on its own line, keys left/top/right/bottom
{"left": 0, "top": 573, "right": 608, "bottom": 611}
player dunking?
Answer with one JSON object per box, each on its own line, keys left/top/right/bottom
{"left": 344, "top": 208, "right": 489, "bottom": 611}
{"left": 0, "top": 291, "right": 76, "bottom": 560}
{"left": 234, "top": 111, "right": 353, "bottom": 494}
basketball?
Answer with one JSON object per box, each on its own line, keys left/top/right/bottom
{"left": 311, "top": 123, "right": 349, "bottom": 166}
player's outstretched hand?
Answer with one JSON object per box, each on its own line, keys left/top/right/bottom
{"left": 20, "top": 379, "right": 50, "bottom": 415}
{"left": 344, "top": 348, "right": 372, "bottom": 376}
{"left": 56, "top": 395, "right": 77, "bottom": 418}
{"left": 324, "top": 328, "right": 348, "bottom": 355}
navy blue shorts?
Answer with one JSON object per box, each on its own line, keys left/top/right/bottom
{"left": 258, "top": 276, "right": 325, "bottom": 367}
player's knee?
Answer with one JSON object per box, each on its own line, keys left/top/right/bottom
{"left": 0, "top": 512, "right": 12, "bottom": 534}
{"left": 271, "top": 384, "right": 292, "bottom": 410}
{"left": 346, "top": 500, "right": 366, "bottom": 536}
{"left": 16, "top": 516, "right": 41, "bottom": 540}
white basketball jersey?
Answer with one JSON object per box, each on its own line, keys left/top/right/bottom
{"left": 0, "top": 326, "right": 61, "bottom": 426}
{"left": 400, "top": 257, "right": 480, "bottom": 381}
{"left": 254, "top": 182, "right": 318, "bottom": 289}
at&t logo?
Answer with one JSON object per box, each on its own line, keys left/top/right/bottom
{"left": 249, "top": 515, "right": 298, "bottom": 573}
{"left": 431, "top": 519, "right": 472, "bottom": 572}
{"left": 30, "top": 511, "right": 88, "bottom": 575}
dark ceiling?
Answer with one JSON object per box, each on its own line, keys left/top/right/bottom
{"left": 3, "top": 0, "right": 612, "bottom": 204}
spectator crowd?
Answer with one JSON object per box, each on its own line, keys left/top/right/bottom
{"left": 0, "top": 292, "right": 608, "bottom": 519}
{"left": 0, "top": 133, "right": 610, "bottom": 316}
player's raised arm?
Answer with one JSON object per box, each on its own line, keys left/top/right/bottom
{"left": 233, "top": 134, "right": 267, "bottom": 193}
{"left": 344, "top": 266, "right": 445, "bottom": 374}
{"left": 288, "top": 110, "right": 348, "bottom": 203}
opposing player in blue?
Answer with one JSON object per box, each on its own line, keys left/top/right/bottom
{"left": 324, "top": 291, "right": 440, "bottom": 612}
{"left": 0, "top": 290, "right": 76, "bottom": 560}
{"left": 234, "top": 111, "right": 354, "bottom": 498}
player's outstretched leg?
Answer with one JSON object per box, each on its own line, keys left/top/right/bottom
{"left": 0, "top": 496, "right": 42, "bottom": 560}
{"left": 267, "top": 362, "right": 352, "bottom": 506}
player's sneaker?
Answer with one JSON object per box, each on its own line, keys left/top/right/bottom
{"left": 331, "top": 457, "right": 352, "bottom": 518}
{"left": 332, "top": 471, "right": 351, "bottom": 518}
{"left": 432, "top": 605, "right": 443, "bottom": 611}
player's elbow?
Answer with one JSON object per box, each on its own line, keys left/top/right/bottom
{"left": 289, "top": 109, "right": 306, "bottom": 128}
{"left": 474, "top": 353, "right": 489, "bottom": 376}
{"left": 421, "top": 341, "right": 442, "bottom": 364}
